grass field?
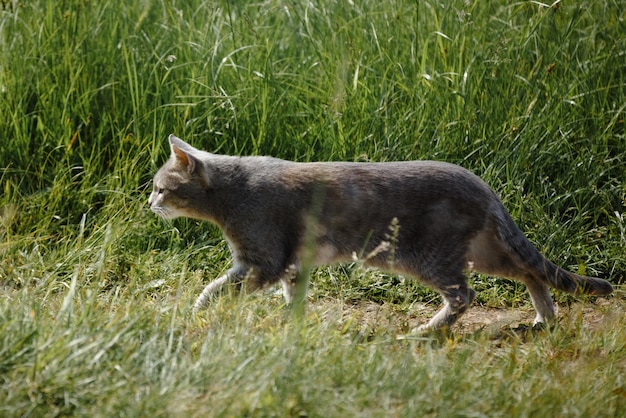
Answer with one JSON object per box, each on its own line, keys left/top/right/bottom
{"left": 1, "top": 0, "right": 625, "bottom": 416}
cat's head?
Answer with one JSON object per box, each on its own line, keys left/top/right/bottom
{"left": 148, "top": 135, "right": 208, "bottom": 220}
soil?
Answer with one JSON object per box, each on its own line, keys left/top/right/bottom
{"left": 311, "top": 296, "right": 616, "bottom": 340}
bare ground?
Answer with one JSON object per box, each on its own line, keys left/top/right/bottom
{"left": 310, "top": 296, "right": 618, "bottom": 340}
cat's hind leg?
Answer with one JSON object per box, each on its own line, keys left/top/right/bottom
{"left": 416, "top": 277, "right": 476, "bottom": 332}
{"left": 518, "top": 275, "right": 555, "bottom": 326}
{"left": 467, "top": 229, "right": 556, "bottom": 327}
{"left": 398, "top": 239, "right": 476, "bottom": 331}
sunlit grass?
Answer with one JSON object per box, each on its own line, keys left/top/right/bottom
{"left": 1, "top": 0, "right": 625, "bottom": 415}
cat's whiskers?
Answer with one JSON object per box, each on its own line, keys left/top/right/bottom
{"left": 150, "top": 205, "right": 172, "bottom": 219}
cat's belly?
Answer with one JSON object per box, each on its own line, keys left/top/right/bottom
{"left": 313, "top": 243, "right": 340, "bottom": 265}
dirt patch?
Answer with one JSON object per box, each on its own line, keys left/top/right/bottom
{"left": 311, "top": 296, "right": 617, "bottom": 338}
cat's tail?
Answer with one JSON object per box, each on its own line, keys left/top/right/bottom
{"left": 496, "top": 209, "right": 613, "bottom": 296}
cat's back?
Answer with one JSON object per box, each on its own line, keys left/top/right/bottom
{"left": 274, "top": 159, "right": 491, "bottom": 196}
{"left": 217, "top": 154, "right": 496, "bottom": 204}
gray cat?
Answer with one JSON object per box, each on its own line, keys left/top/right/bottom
{"left": 149, "top": 134, "right": 613, "bottom": 331}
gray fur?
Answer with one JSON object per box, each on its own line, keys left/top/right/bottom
{"left": 149, "top": 135, "right": 613, "bottom": 330}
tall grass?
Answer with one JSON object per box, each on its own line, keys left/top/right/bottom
{"left": 1, "top": 0, "right": 625, "bottom": 416}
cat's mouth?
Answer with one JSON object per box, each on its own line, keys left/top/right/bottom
{"left": 150, "top": 205, "right": 178, "bottom": 220}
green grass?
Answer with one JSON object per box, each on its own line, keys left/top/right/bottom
{"left": 1, "top": 0, "right": 625, "bottom": 416}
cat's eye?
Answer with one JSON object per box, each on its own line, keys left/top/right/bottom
{"left": 157, "top": 188, "right": 164, "bottom": 194}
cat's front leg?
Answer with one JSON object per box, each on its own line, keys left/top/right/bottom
{"left": 192, "top": 267, "right": 249, "bottom": 312}
{"left": 192, "top": 274, "right": 231, "bottom": 311}
{"left": 279, "top": 264, "right": 301, "bottom": 304}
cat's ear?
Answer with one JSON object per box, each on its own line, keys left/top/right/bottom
{"left": 169, "top": 134, "right": 198, "bottom": 174}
